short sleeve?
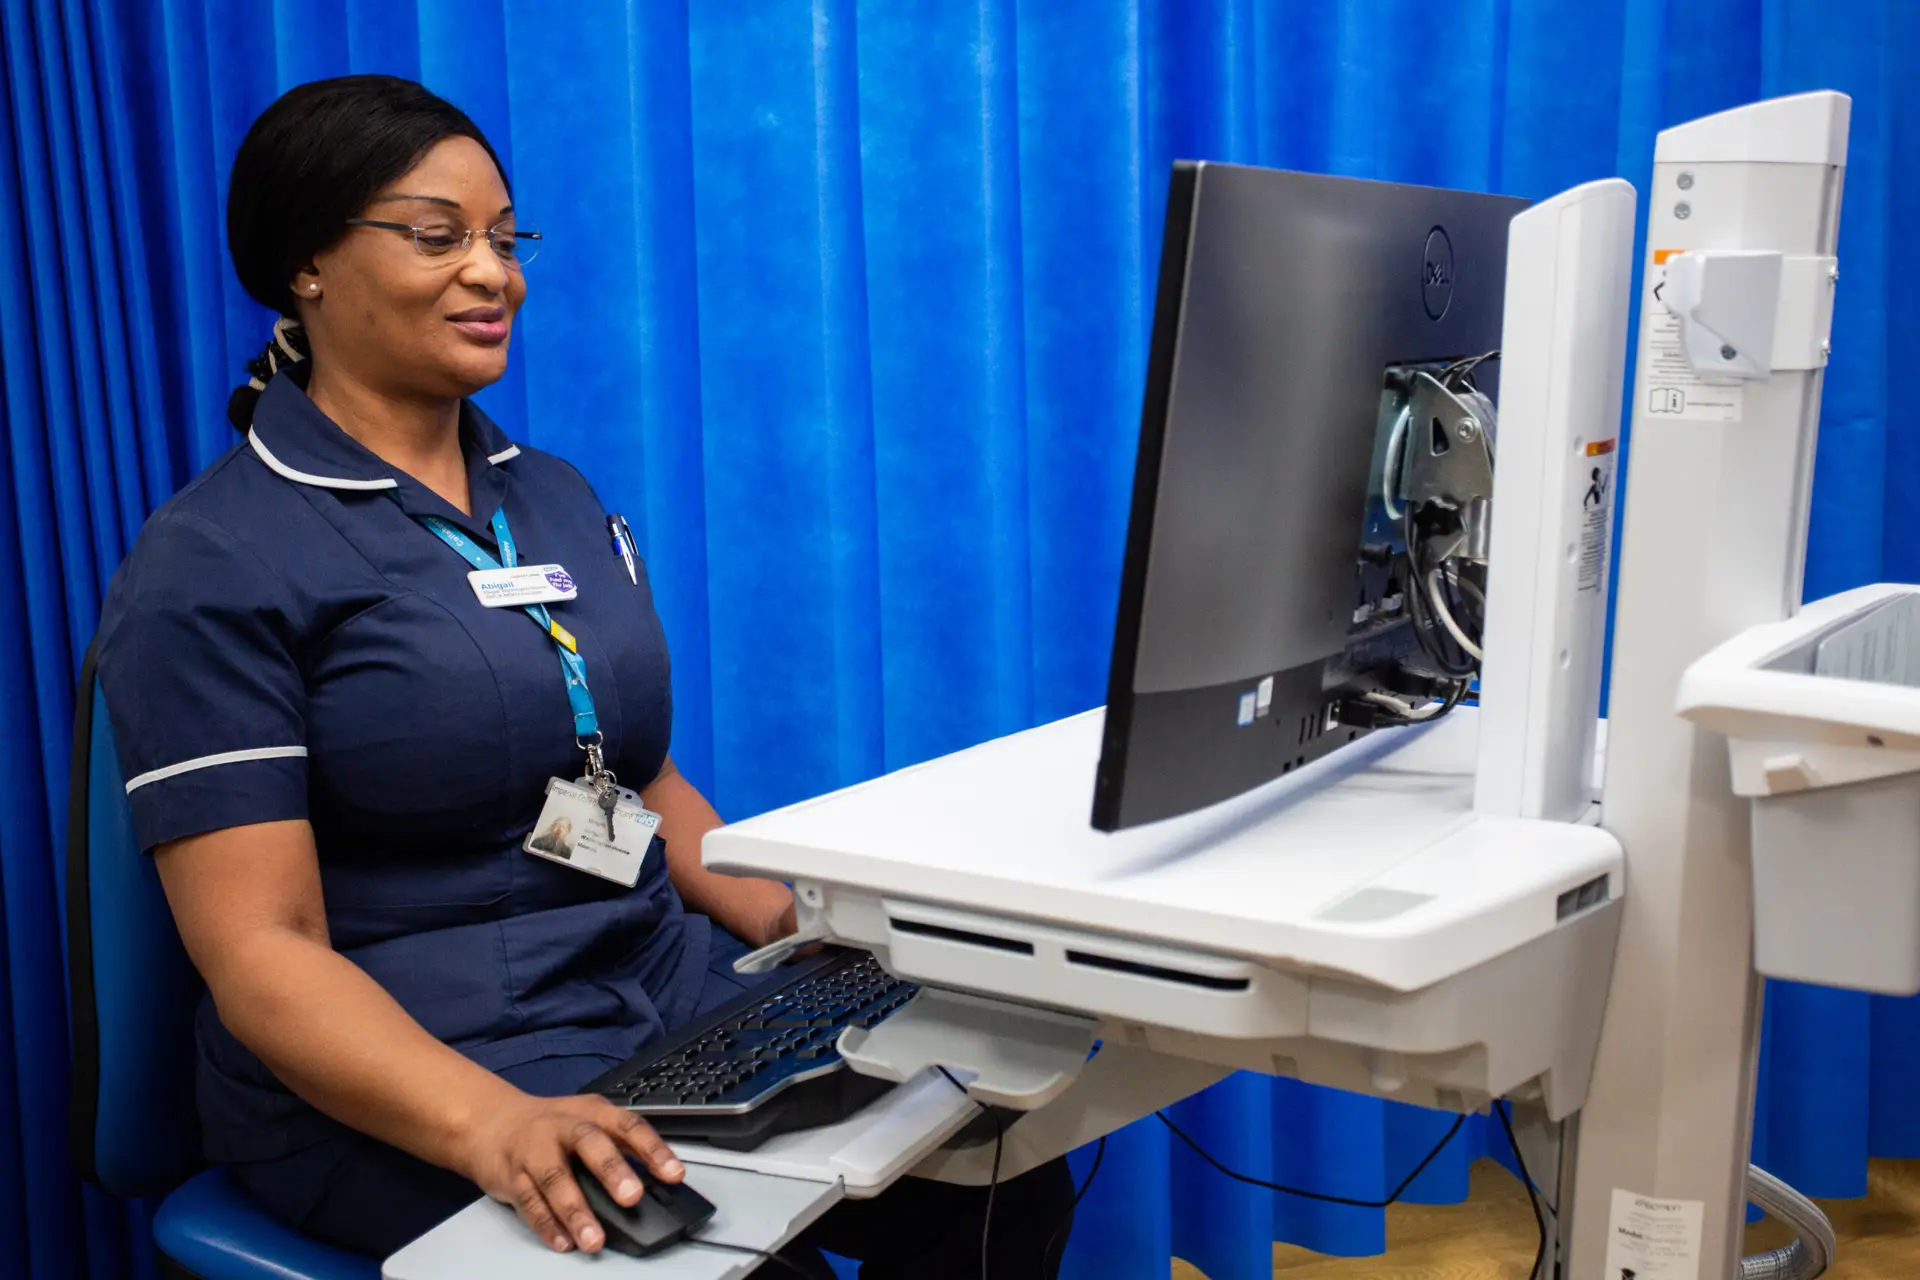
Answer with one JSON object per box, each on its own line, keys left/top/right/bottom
{"left": 95, "top": 511, "right": 309, "bottom": 850}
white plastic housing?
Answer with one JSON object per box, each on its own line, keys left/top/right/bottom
{"left": 1568, "top": 89, "right": 1850, "bottom": 1280}
{"left": 1750, "top": 777, "right": 1920, "bottom": 995}
{"left": 1475, "top": 178, "right": 1636, "bottom": 823}
{"left": 1677, "top": 582, "right": 1920, "bottom": 796}
{"left": 1678, "top": 583, "right": 1920, "bottom": 996}
{"left": 1655, "top": 89, "right": 1851, "bottom": 166}
{"left": 1661, "top": 250, "right": 1837, "bottom": 379}
{"left": 707, "top": 709, "right": 1624, "bottom": 1123}
{"left": 1663, "top": 249, "right": 1782, "bottom": 378}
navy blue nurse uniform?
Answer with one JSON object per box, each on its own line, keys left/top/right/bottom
{"left": 96, "top": 372, "right": 1079, "bottom": 1271}
{"left": 94, "top": 372, "right": 720, "bottom": 1223}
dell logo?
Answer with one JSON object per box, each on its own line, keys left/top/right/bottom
{"left": 1422, "top": 226, "right": 1454, "bottom": 320}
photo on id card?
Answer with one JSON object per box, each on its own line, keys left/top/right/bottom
{"left": 523, "top": 777, "right": 661, "bottom": 887}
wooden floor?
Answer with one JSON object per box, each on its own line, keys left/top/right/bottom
{"left": 1169, "top": 1158, "right": 1920, "bottom": 1280}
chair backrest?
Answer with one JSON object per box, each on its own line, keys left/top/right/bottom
{"left": 67, "top": 642, "right": 204, "bottom": 1197}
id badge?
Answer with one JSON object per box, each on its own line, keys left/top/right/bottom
{"left": 469, "top": 564, "right": 578, "bottom": 608}
{"left": 523, "top": 777, "right": 662, "bottom": 887}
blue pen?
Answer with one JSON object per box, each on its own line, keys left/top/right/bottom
{"left": 607, "top": 514, "right": 638, "bottom": 584}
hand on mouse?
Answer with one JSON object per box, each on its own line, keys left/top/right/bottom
{"left": 458, "top": 1090, "right": 682, "bottom": 1254}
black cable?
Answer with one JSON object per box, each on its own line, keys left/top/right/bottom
{"left": 1427, "top": 567, "right": 1484, "bottom": 671}
{"left": 1495, "top": 1102, "right": 1549, "bottom": 1280}
{"left": 1434, "top": 561, "right": 1484, "bottom": 647}
{"left": 983, "top": 1116, "right": 1005, "bottom": 1278}
{"left": 1419, "top": 678, "right": 1472, "bottom": 725}
{"left": 1489, "top": 1100, "right": 1556, "bottom": 1216}
{"left": 1365, "top": 514, "right": 1479, "bottom": 727}
{"left": 1041, "top": 1135, "right": 1105, "bottom": 1273}
{"left": 937, "top": 1066, "right": 1006, "bottom": 1278}
{"left": 1400, "top": 511, "right": 1478, "bottom": 680}
{"left": 1156, "top": 1109, "right": 1466, "bottom": 1209}
{"left": 1375, "top": 357, "right": 1492, "bottom": 730}
{"left": 1354, "top": 677, "right": 1470, "bottom": 730}
{"left": 1416, "top": 558, "right": 1478, "bottom": 674}
{"left": 689, "top": 1234, "right": 815, "bottom": 1275}
{"left": 936, "top": 1065, "right": 969, "bottom": 1095}
{"left": 1406, "top": 587, "right": 1459, "bottom": 674}
{"left": 1442, "top": 349, "right": 1500, "bottom": 384}
{"left": 936, "top": 1064, "right": 1106, "bottom": 1273}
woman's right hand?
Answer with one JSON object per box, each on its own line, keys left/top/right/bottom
{"left": 458, "top": 1090, "right": 684, "bottom": 1254}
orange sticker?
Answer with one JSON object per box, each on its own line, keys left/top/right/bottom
{"left": 1587, "top": 439, "right": 1618, "bottom": 457}
{"left": 1653, "top": 248, "right": 1683, "bottom": 265}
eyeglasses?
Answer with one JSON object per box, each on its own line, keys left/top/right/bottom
{"left": 344, "top": 218, "right": 541, "bottom": 268}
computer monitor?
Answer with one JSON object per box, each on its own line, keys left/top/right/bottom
{"left": 1092, "top": 162, "right": 1529, "bottom": 831}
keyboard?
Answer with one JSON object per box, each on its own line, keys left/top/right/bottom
{"left": 588, "top": 948, "right": 919, "bottom": 1151}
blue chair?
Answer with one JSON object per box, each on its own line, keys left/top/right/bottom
{"left": 66, "top": 644, "right": 380, "bottom": 1279}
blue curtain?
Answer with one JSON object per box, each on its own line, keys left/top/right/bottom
{"left": 1, "top": 2, "right": 1916, "bottom": 1278}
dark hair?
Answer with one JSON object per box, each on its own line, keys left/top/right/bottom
{"left": 224, "top": 75, "right": 508, "bottom": 431}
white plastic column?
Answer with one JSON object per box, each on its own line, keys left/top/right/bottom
{"left": 1475, "top": 178, "right": 1636, "bottom": 823}
{"left": 1565, "top": 93, "right": 1848, "bottom": 1279}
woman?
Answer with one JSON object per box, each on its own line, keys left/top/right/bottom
{"left": 528, "top": 815, "right": 575, "bottom": 859}
{"left": 96, "top": 75, "right": 1072, "bottom": 1273}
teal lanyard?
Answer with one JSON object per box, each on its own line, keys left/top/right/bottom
{"left": 417, "top": 506, "right": 600, "bottom": 744}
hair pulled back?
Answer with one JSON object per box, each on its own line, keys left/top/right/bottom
{"left": 223, "top": 75, "right": 506, "bottom": 432}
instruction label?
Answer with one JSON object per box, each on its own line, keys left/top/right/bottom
{"left": 1645, "top": 249, "right": 1745, "bottom": 424}
{"left": 1578, "top": 439, "right": 1617, "bottom": 593}
{"left": 1604, "top": 1188, "right": 1704, "bottom": 1279}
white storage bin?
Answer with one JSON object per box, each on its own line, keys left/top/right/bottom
{"left": 1680, "top": 583, "right": 1920, "bottom": 994}
{"left": 1751, "top": 774, "right": 1920, "bottom": 994}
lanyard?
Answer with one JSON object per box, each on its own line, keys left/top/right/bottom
{"left": 417, "top": 507, "right": 600, "bottom": 745}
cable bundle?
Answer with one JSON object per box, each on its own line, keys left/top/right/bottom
{"left": 1364, "top": 353, "right": 1497, "bottom": 727}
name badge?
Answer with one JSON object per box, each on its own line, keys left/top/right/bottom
{"left": 469, "top": 564, "right": 578, "bottom": 608}
{"left": 523, "top": 777, "right": 662, "bottom": 888}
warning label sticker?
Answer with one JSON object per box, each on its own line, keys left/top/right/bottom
{"left": 1578, "top": 439, "right": 1616, "bottom": 593}
{"left": 1645, "top": 249, "right": 1744, "bottom": 424}
{"left": 1604, "top": 1188, "right": 1705, "bottom": 1279}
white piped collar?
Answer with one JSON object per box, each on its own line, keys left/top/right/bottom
{"left": 247, "top": 430, "right": 399, "bottom": 490}
{"left": 245, "top": 373, "right": 522, "bottom": 490}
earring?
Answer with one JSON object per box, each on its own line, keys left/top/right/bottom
{"left": 308, "top": 283, "right": 319, "bottom": 293}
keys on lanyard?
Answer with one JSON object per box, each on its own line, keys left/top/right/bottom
{"left": 582, "top": 735, "right": 619, "bottom": 842}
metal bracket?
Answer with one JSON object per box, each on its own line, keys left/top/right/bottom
{"left": 1401, "top": 371, "right": 1496, "bottom": 561}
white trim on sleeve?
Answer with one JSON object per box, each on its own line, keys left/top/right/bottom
{"left": 125, "top": 746, "right": 309, "bottom": 795}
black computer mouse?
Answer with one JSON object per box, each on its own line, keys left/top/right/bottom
{"left": 570, "top": 1156, "right": 717, "bottom": 1257}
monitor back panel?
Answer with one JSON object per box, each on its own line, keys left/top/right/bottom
{"left": 1094, "top": 162, "right": 1526, "bottom": 830}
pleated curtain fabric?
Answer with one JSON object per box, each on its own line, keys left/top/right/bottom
{"left": 1, "top": 1, "right": 1917, "bottom": 1278}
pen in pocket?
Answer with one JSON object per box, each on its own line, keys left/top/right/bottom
{"left": 606, "top": 514, "right": 638, "bottom": 585}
